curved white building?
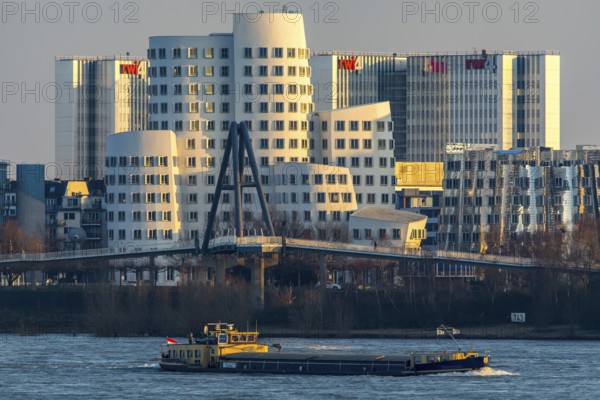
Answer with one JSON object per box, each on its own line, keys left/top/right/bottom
{"left": 232, "top": 12, "right": 313, "bottom": 163}
{"left": 146, "top": 12, "right": 313, "bottom": 239}
{"left": 105, "top": 130, "right": 181, "bottom": 251}
{"left": 106, "top": 12, "right": 397, "bottom": 255}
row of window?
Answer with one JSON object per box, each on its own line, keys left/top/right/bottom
{"left": 107, "top": 210, "right": 173, "bottom": 222}
{"left": 444, "top": 193, "right": 590, "bottom": 209}
{"left": 242, "top": 47, "right": 310, "bottom": 59}
{"left": 106, "top": 192, "right": 171, "bottom": 204}
{"left": 106, "top": 174, "right": 171, "bottom": 186}
{"left": 445, "top": 175, "right": 579, "bottom": 191}
{"left": 149, "top": 47, "right": 217, "bottom": 60}
{"left": 106, "top": 156, "right": 170, "bottom": 168}
{"left": 158, "top": 119, "right": 319, "bottom": 133}
{"left": 187, "top": 102, "right": 314, "bottom": 115}
{"left": 441, "top": 213, "right": 564, "bottom": 236}
{"left": 105, "top": 189, "right": 394, "bottom": 210}
{"left": 146, "top": 118, "right": 392, "bottom": 135}
{"left": 353, "top": 228, "right": 402, "bottom": 241}
{"left": 325, "top": 138, "right": 394, "bottom": 151}
{"left": 446, "top": 160, "right": 498, "bottom": 171}
{"left": 149, "top": 101, "right": 314, "bottom": 116}
{"left": 148, "top": 47, "right": 310, "bottom": 61}
{"left": 108, "top": 229, "right": 173, "bottom": 241}
{"left": 149, "top": 82, "right": 315, "bottom": 97}
{"left": 150, "top": 65, "right": 312, "bottom": 79}
{"left": 331, "top": 120, "right": 393, "bottom": 133}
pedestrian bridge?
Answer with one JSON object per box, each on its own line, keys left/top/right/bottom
{"left": 0, "top": 234, "right": 548, "bottom": 271}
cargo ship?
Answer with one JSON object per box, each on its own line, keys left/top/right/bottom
{"left": 158, "top": 323, "right": 490, "bottom": 376}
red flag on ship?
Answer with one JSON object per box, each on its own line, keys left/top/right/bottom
{"left": 166, "top": 337, "right": 177, "bottom": 344}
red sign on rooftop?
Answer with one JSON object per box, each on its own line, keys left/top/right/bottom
{"left": 338, "top": 56, "right": 362, "bottom": 71}
{"left": 120, "top": 61, "right": 140, "bottom": 75}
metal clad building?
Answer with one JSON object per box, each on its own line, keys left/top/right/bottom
{"left": 439, "top": 146, "right": 600, "bottom": 253}
{"left": 55, "top": 57, "right": 149, "bottom": 180}
{"left": 407, "top": 50, "right": 560, "bottom": 161}
{"left": 311, "top": 52, "right": 407, "bottom": 160}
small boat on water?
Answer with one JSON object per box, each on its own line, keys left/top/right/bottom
{"left": 159, "top": 323, "right": 490, "bottom": 376}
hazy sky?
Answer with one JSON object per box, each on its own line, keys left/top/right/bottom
{"left": 1, "top": 0, "right": 599, "bottom": 164}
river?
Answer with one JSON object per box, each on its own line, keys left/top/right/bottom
{"left": 0, "top": 334, "right": 598, "bottom": 399}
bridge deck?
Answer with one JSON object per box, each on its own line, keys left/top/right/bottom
{"left": 0, "top": 235, "right": 588, "bottom": 272}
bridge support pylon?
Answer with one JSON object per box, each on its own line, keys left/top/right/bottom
{"left": 244, "top": 254, "right": 279, "bottom": 311}
{"left": 250, "top": 257, "right": 265, "bottom": 311}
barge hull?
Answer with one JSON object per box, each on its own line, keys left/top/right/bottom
{"left": 159, "top": 352, "right": 487, "bottom": 376}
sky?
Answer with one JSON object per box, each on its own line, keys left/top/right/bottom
{"left": 1, "top": 0, "right": 599, "bottom": 164}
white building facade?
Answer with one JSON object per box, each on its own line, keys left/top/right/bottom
{"left": 136, "top": 12, "right": 396, "bottom": 243}
{"left": 55, "top": 56, "right": 149, "bottom": 180}
{"left": 105, "top": 130, "right": 182, "bottom": 251}
{"left": 406, "top": 50, "right": 560, "bottom": 161}
{"left": 310, "top": 50, "right": 560, "bottom": 162}
{"left": 349, "top": 206, "right": 427, "bottom": 250}
{"left": 310, "top": 52, "right": 407, "bottom": 160}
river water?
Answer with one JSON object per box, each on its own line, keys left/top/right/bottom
{"left": 0, "top": 333, "right": 598, "bottom": 399}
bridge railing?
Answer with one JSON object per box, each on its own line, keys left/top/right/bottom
{"left": 0, "top": 235, "right": 539, "bottom": 269}
{"left": 208, "top": 235, "right": 282, "bottom": 249}
{"left": 285, "top": 239, "right": 538, "bottom": 267}
{"left": 0, "top": 241, "right": 197, "bottom": 264}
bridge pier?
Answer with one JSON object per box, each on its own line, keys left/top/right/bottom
{"left": 319, "top": 253, "right": 328, "bottom": 297}
{"left": 250, "top": 257, "right": 265, "bottom": 311}
{"left": 149, "top": 256, "right": 156, "bottom": 286}
{"left": 318, "top": 253, "right": 329, "bottom": 330}
{"left": 215, "top": 262, "right": 226, "bottom": 286}
{"left": 201, "top": 255, "right": 230, "bottom": 286}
